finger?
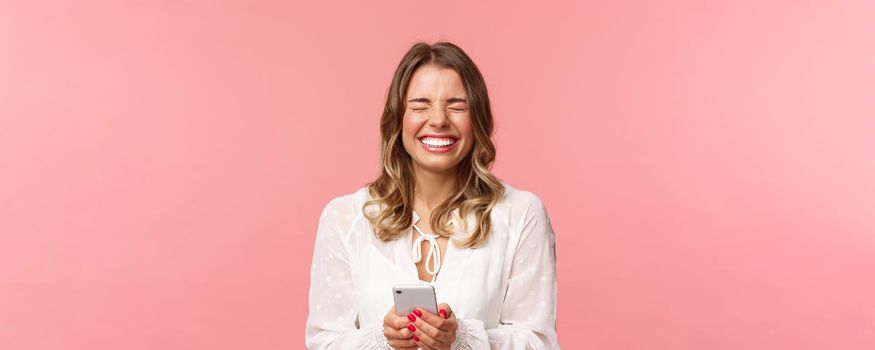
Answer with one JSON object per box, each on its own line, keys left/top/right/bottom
{"left": 396, "top": 312, "right": 415, "bottom": 329}
{"left": 383, "top": 324, "right": 413, "bottom": 340}
{"left": 387, "top": 338, "right": 418, "bottom": 349}
{"left": 385, "top": 306, "right": 416, "bottom": 335}
{"left": 383, "top": 306, "right": 397, "bottom": 324}
{"left": 413, "top": 339, "right": 438, "bottom": 350}
{"left": 437, "top": 303, "right": 454, "bottom": 319}
{"left": 385, "top": 311, "right": 410, "bottom": 331}
{"left": 415, "top": 307, "right": 455, "bottom": 332}
{"left": 409, "top": 325, "right": 443, "bottom": 349}
{"left": 387, "top": 335, "right": 418, "bottom": 349}
{"left": 411, "top": 315, "right": 453, "bottom": 345}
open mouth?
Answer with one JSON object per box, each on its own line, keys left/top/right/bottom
{"left": 419, "top": 136, "right": 458, "bottom": 147}
{"left": 418, "top": 136, "right": 458, "bottom": 153}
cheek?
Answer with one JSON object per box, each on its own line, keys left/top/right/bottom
{"left": 454, "top": 114, "right": 474, "bottom": 139}
{"left": 402, "top": 115, "right": 419, "bottom": 136}
{"left": 401, "top": 114, "right": 424, "bottom": 148}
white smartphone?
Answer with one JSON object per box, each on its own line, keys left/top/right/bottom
{"left": 393, "top": 284, "right": 438, "bottom": 316}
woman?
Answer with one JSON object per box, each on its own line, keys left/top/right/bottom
{"left": 305, "top": 42, "right": 559, "bottom": 349}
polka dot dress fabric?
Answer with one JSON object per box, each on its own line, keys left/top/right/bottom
{"left": 305, "top": 182, "right": 559, "bottom": 349}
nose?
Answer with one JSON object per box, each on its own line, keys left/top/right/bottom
{"left": 427, "top": 108, "right": 449, "bottom": 128}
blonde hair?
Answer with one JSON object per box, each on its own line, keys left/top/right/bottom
{"left": 362, "top": 42, "right": 505, "bottom": 248}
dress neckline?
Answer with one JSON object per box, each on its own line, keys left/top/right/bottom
{"left": 409, "top": 209, "right": 456, "bottom": 284}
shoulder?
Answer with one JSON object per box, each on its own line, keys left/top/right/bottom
{"left": 497, "top": 181, "right": 548, "bottom": 215}
{"left": 495, "top": 182, "right": 555, "bottom": 253}
{"left": 318, "top": 186, "right": 371, "bottom": 228}
{"left": 493, "top": 181, "right": 553, "bottom": 240}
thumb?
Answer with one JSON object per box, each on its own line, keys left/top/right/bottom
{"left": 437, "top": 303, "right": 454, "bottom": 319}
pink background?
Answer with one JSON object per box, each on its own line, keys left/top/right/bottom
{"left": 1, "top": 1, "right": 874, "bottom": 349}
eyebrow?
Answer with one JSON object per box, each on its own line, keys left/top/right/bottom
{"left": 407, "top": 97, "right": 468, "bottom": 104}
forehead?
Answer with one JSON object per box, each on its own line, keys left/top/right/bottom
{"left": 405, "top": 65, "right": 467, "bottom": 98}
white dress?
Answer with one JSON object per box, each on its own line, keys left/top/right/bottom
{"left": 305, "top": 181, "right": 560, "bottom": 349}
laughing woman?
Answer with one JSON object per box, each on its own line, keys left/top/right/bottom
{"left": 305, "top": 42, "right": 560, "bottom": 350}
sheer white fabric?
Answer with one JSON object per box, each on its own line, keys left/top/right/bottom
{"left": 305, "top": 181, "right": 560, "bottom": 349}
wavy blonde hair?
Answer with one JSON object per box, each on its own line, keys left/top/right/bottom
{"left": 361, "top": 42, "right": 505, "bottom": 249}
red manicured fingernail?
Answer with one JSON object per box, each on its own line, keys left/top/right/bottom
{"left": 439, "top": 309, "right": 447, "bottom": 318}
{"left": 407, "top": 324, "right": 416, "bottom": 332}
{"left": 413, "top": 335, "right": 420, "bottom": 342}
{"left": 407, "top": 313, "right": 416, "bottom": 321}
{"left": 413, "top": 308, "right": 423, "bottom": 317}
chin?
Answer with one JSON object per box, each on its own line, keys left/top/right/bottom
{"left": 418, "top": 160, "right": 459, "bottom": 173}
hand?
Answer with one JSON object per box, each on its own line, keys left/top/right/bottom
{"left": 383, "top": 306, "right": 418, "bottom": 349}
{"left": 408, "top": 303, "right": 457, "bottom": 350}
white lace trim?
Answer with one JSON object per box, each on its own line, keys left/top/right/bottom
{"left": 361, "top": 324, "right": 391, "bottom": 349}
{"left": 451, "top": 319, "right": 474, "bottom": 350}
{"left": 358, "top": 318, "right": 476, "bottom": 349}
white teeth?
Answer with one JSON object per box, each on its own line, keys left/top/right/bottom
{"left": 420, "top": 137, "right": 456, "bottom": 147}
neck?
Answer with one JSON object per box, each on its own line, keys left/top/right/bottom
{"left": 412, "top": 164, "right": 458, "bottom": 211}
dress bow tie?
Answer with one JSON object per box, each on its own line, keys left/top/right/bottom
{"left": 411, "top": 224, "right": 441, "bottom": 283}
